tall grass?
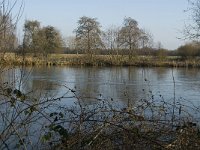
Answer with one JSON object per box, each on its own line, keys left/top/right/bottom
{"left": 3, "top": 53, "right": 200, "bottom": 67}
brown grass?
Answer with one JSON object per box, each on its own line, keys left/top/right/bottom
{"left": 1, "top": 52, "right": 200, "bottom": 67}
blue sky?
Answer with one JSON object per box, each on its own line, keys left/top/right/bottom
{"left": 17, "top": 0, "right": 190, "bottom": 49}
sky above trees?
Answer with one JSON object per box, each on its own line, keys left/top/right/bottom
{"left": 17, "top": 0, "right": 190, "bottom": 50}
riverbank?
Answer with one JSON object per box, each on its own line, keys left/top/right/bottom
{"left": 1, "top": 57, "right": 200, "bottom": 149}
{"left": 1, "top": 53, "right": 200, "bottom": 68}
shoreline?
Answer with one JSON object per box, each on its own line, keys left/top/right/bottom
{"left": 1, "top": 53, "right": 200, "bottom": 68}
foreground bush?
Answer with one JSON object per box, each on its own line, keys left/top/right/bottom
{"left": 0, "top": 77, "right": 200, "bottom": 149}
{"left": 44, "top": 92, "right": 200, "bottom": 150}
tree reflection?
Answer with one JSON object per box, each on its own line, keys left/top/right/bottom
{"left": 4, "top": 66, "right": 200, "bottom": 108}
{"left": 73, "top": 67, "right": 101, "bottom": 105}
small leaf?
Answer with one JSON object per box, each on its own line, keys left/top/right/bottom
{"left": 42, "top": 132, "right": 52, "bottom": 142}
{"left": 54, "top": 116, "right": 58, "bottom": 122}
{"left": 20, "top": 94, "right": 26, "bottom": 101}
{"left": 59, "top": 112, "right": 64, "bottom": 118}
{"left": 6, "top": 88, "right": 12, "bottom": 95}
{"left": 24, "top": 110, "right": 29, "bottom": 115}
{"left": 30, "top": 106, "right": 36, "bottom": 112}
{"left": 10, "top": 97, "right": 16, "bottom": 107}
{"left": 50, "top": 112, "right": 58, "bottom": 117}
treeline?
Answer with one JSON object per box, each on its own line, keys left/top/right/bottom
{"left": 63, "top": 43, "right": 200, "bottom": 59}
{"left": 0, "top": 13, "right": 199, "bottom": 59}
{"left": 16, "top": 16, "right": 154, "bottom": 59}
{"left": 1, "top": 15, "right": 154, "bottom": 57}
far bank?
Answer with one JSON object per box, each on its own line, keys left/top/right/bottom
{"left": 1, "top": 53, "right": 200, "bottom": 68}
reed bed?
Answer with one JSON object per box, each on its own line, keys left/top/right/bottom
{"left": 1, "top": 53, "right": 200, "bottom": 68}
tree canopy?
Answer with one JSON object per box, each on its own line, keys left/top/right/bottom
{"left": 75, "top": 16, "right": 103, "bottom": 56}
{"left": 22, "top": 20, "right": 63, "bottom": 57}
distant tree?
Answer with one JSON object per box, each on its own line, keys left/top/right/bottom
{"left": 23, "top": 20, "right": 41, "bottom": 55}
{"left": 65, "top": 36, "right": 76, "bottom": 50}
{"left": 0, "top": 4, "right": 18, "bottom": 55}
{"left": 23, "top": 21, "right": 63, "bottom": 57}
{"left": 177, "top": 42, "right": 199, "bottom": 58}
{"left": 118, "top": 17, "right": 141, "bottom": 59}
{"left": 140, "top": 29, "right": 154, "bottom": 49}
{"left": 42, "top": 26, "right": 63, "bottom": 56}
{"left": 156, "top": 41, "right": 163, "bottom": 50}
{"left": 103, "top": 25, "right": 120, "bottom": 54}
{"left": 0, "top": 15, "right": 17, "bottom": 52}
{"left": 183, "top": 0, "right": 200, "bottom": 40}
{"left": 156, "top": 49, "right": 168, "bottom": 60}
{"left": 139, "top": 29, "right": 154, "bottom": 56}
{"left": 35, "top": 26, "right": 63, "bottom": 57}
{"left": 75, "top": 16, "right": 103, "bottom": 59}
{"left": 154, "top": 41, "right": 168, "bottom": 59}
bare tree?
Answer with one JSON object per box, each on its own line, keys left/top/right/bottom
{"left": 156, "top": 41, "right": 163, "bottom": 50}
{"left": 0, "top": 0, "right": 24, "bottom": 58}
{"left": 118, "top": 17, "right": 141, "bottom": 59}
{"left": 183, "top": 0, "right": 200, "bottom": 40}
{"left": 75, "top": 16, "right": 103, "bottom": 60}
{"left": 103, "top": 25, "right": 120, "bottom": 55}
{"left": 140, "top": 29, "right": 154, "bottom": 49}
{"left": 65, "top": 36, "right": 76, "bottom": 51}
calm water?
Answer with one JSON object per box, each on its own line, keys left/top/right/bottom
{"left": 2, "top": 66, "right": 200, "bottom": 149}
{"left": 4, "top": 66, "right": 200, "bottom": 108}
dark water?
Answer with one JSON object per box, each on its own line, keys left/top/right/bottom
{"left": 2, "top": 66, "right": 200, "bottom": 149}
{"left": 5, "top": 66, "right": 200, "bottom": 107}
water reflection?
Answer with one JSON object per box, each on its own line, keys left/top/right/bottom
{"left": 3, "top": 66, "right": 200, "bottom": 107}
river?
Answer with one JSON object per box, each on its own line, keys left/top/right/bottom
{"left": 3, "top": 66, "right": 200, "bottom": 108}
{"left": 1, "top": 66, "right": 200, "bottom": 149}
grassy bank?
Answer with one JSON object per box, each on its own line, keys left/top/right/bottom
{"left": 1, "top": 53, "right": 200, "bottom": 67}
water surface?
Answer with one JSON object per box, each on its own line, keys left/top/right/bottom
{"left": 5, "top": 66, "right": 200, "bottom": 107}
